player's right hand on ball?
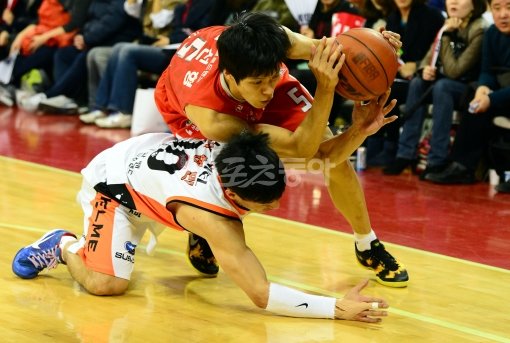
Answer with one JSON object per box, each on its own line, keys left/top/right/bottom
{"left": 334, "top": 279, "right": 389, "bottom": 323}
{"left": 308, "top": 37, "right": 345, "bottom": 92}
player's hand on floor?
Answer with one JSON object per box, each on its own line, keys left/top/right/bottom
{"left": 334, "top": 279, "right": 389, "bottom": 323}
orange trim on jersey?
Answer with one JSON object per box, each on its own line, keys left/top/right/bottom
{"left": 165, "top": 196, "right": 245, "bottom": 219}
{"left": 123, "top": 184, "right": 183, "bottom": 230}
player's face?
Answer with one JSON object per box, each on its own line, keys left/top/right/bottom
{"left": 226, "top": 189, "right": 281, "bottom": 213}
{"left": 491, "top": 0, "right": 510, "bottom": 34}
{"left": 236, "top": 72, "right": 281, "bottom": 109}
{"left": 235, "top": 197, "right": 281, "bottom": 213}
{"left": 393, "top": 0, "right": 413, "bottom": 10}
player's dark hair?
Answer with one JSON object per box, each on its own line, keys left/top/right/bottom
{"left": 215, "top": 131, "right": 286, "bottom": 203}
{"left": 217, "top": 12, "right": 291, "bottom": 82}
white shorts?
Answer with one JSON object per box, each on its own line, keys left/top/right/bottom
{"left": 72, "top": 180, "right": 161, "bottom": 280}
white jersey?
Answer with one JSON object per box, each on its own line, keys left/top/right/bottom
{"left": 81, "top": 133, "right": 248, "bottom": 230}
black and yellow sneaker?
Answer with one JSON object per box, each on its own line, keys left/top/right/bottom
{"left": 187, "top": 233, "right": 219, "bottom": 277}
{"left": 355, "top": 239, "right": 409, "bottom": 287}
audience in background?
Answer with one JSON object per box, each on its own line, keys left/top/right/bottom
{"left": 0, "top": 0, "right": 42, "bottom": 60}
{"left": 425, "top": 0, "right": 510, "bottom": 186}
{"left": 383, "top": 0, "right": 486, "bottom": 179}
{"left": 0, "top": 0, "right": 91, "bottom": 108}
{"left": 78, "top": 0, "right": 212, "bottom": 129}
{"left": 208, "top": 0, "right": 258, "bottom": 26}
{"left": 17, "top": 0, "right": 142, "bottom": 113}
{"left": 365, "top": 0, "right": 444, "bottom": 167}
{"left": 289, "top": 0, "right": 364, "bottom": 128}
{"left": 251, "top": 0, "right": 299, "bottom": 31}
{"left": 84, "top": 0, "right": 184, "bottom": 112}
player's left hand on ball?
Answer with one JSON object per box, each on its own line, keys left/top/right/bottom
{"left": 334, "top": 279, "right": 389, "bottom": 322}
{"left": 351, "top": 89, "right": 397, "bottom": 136}
{"left": 380, "top": 29, "right": 402, "bottom": 52}
{"left": 309, "top": 37, "right": 345, "bottom": 92}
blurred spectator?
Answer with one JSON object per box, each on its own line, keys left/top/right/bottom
{"left": 85, "top": 0, "right": 183, "bottom": 113}
{"left": 208, "top": 0, "right": 257, "bottom": 26}
{"left": 79, "top": 0, "right": 213, "bottom": 128}
{"left": 0, "top": 0, "right": 42, "bottom": 60}
{"left": 18, "top": 0, "right": 142, "bottom": 113}
{"left": 491, "top": 116, "right": 510, "bottom": 193}
{"left": 365, "top": 0, "right": 444, "bottom": 167}
{"left": 289, "top": 0, "right": 362, "bottom": 128}
{"left": 0, "top": 0, "right": 91, "bottom": 108}
{"left": 252, "top": 0, "right": 299, "bottom": 32}
{"left": 383, "top": 0, "right": 486, "bottom": 178}
{"left": 358, "top": 0, "right": 392, "bottom": 30}
{"left": 425, "top": 0, "right": 510, "bottom": 184}
{"left": 428, "top": 0, "right": 446, "bottom": 11}
{"left": 425, "top": 0, "right": 510, "bottom": 185}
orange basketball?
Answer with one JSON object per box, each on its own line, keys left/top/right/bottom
{"left": 335, "top": 28, "right": 399, "bottom": 101}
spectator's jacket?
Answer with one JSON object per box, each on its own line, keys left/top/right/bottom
{"left": 169, "top": 0, "right": 213, "bottom": 44}
{"left": 479, "top": 24, "right": 510, "bottom": 110}
{"left": 81, "top": 0, "right": 142, "bottom": 48}
{"left": 386, "top": 3, "right": 445, "bottom": 65}
{"left": 419, "top": 17, "right": 485, "bottom": 82}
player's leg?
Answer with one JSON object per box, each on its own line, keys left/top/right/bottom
{"left": 311, "top": 128, "right": 408, "bottom": 287}
{"left": 323, "top": 159, "right": 408, "bottom": 287}
{"left": 65, "top": 184, "right": 147, "bottom": 295}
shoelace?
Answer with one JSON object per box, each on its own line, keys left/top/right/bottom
{"left": 370, "top": 245, "right": 399, "bottom": 270}
{"left": 27, "top": 247, "right": 60, "bottom": 270}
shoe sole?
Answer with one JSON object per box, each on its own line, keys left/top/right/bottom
{"left": 355, "top": 258, "right": 409, "bottom": 288}
{"left": 95, "top": 122, "right": 131, "bottom": 129}
{"left": 39, "top": 103, "right": 78, "bottom": 115}
{"left": 80, "top": 116, "right": 106, "bottom": 124}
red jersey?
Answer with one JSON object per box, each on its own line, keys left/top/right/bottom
{"left": 155, "top": 26, "right": 314, "bottom": 139}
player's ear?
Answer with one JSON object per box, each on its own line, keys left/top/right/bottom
{"left": 224, "top": 188, "right": 236, "bottom": 200}
{"left": 223, "top": 70, "right": 237, "bottom": 84}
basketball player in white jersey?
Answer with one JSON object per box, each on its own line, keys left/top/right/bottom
{"left": 12, "top": 131, "right": 388, "bottom": 322}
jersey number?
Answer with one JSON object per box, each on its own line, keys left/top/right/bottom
{"left": 287, "top": 87, "right": 312, "bottom": 112}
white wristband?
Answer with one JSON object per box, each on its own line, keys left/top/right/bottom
{"left": 265, "top": 283, "right": 336, "bottom": 319}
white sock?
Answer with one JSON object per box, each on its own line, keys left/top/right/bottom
{"left": 59, "top": 235, "right": 78, "bottom": 262}
{"left": 354, "top": 230, "right": 377, "bottom": 251}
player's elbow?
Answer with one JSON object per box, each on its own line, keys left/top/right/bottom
{"left": 285, "top": 141, "right": 319, "bottom": 160}
{"left": 247, "top": 282, "right": 270, "bottom": 309}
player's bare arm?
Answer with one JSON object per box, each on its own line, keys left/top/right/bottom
{"left": 169, "top": 202, "right": 389, "bottom": 322}
{"left": 318, "top": 90, "right": 397, "bottom": 164}
{"left": 186, "top": 38, "right": 344, "bottom": 159}
{"left": 185, "top": 106, "right": 251, "bottom": 142}
{"left": 255, "top": 37, "right": 344, "bottom": 158}
{"left": 169, "top": 201, "right": 270, "bottom": 306}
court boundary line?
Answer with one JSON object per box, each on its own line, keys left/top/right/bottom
{"left": 0, "top": 155, "right": 79, "bottom": 177}
{"left": 248, "top": 213, "right": 510, "bottom": 274}
{"left": 3, "top": 222, "right": 510, "bottom": 342}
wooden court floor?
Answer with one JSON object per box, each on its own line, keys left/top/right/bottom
{"left": 1, "top": 156, "right": 510, "bottom": 343}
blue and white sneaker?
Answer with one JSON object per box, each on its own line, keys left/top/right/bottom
{"left": 12, "top": 229, "right": 76, "bottom": 279}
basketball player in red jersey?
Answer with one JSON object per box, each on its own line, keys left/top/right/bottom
{"left": 155, "top": 12, "right": 409, "bottom": 287}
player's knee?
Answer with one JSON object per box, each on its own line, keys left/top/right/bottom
{"left": 84, "top": 274, "right": 129, "bottom": 296}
